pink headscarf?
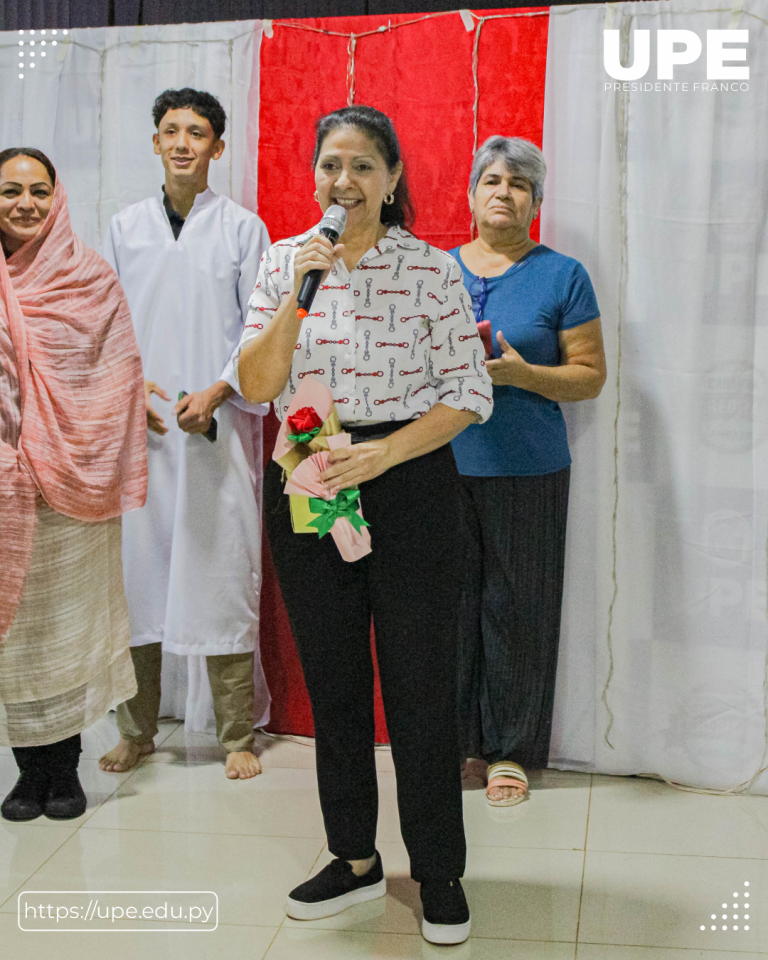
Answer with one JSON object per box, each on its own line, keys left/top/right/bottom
{"left": 0, "top": 176, "right": 147, "bottom": 640}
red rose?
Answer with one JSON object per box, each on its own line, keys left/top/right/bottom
{"left": 287, "top": 406, "right": 323, "bottom": 437}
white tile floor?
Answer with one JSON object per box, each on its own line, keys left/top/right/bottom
{"left": 0, "top": 716, "right": 765, "bottom": 958}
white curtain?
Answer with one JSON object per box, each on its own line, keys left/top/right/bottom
{"left": 543, "top": 0, "right": 768, "bottom": 791}
{"left": 0, "top": 20, "right": 270, "bottom": 733}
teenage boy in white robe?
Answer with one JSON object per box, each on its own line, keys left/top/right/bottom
{"left": 99, "top": 88, "right": 270, "bottom": 780}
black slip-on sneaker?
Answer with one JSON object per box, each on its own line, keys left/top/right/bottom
{"left": 420, "top": 877, "right": 471, "bottom": 944}
{"left": 286, "top": 851, "right": 386, "bottom": 921}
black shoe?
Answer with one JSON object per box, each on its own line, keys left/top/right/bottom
{"left": 1, "top": 770, "right": 48, "bottom": 821}
{"left": 420, "top": 878, "right": 471, "bottom": 944}
{"left": 44, "top": 774, "right": 87, "bottom": 820}
{"left": 44, "top": 734, "right": 87, "bottom": 820}
{"left": 286, "top": 851, "right": 386, "bottom": 920}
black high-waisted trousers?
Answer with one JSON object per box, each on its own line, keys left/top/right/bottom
{"left": 264, "top": 435, "right": 467, "bottom": 881}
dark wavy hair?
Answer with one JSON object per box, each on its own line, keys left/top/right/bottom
{"left": 312, "top": 105, "right": 414, "bottom": 230}
{"left": 0, "top": 147, "right": 56, "bottom": 185}
{"left": 152, "top": 88, "right": 227, "bottom": 140}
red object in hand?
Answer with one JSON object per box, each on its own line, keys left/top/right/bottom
{"left": 477, "top": 320, "right": 494, "bottom": 358}
{"left": 287, "top": 406, "right": 323, "bottom": 436}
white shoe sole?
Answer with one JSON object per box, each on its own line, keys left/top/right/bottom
{"left": 286, "top": 878, "right": 387, "bottom": 921}
{"left": 422, "top": 916, "right": 472, "bottom": 945}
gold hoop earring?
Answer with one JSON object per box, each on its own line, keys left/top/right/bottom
{"left": 384, "top": 192, "right": 395, "bottom": 205}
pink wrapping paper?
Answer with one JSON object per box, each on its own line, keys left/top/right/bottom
{"left": 283, "top": 446, "right": 372, "bottom": 562}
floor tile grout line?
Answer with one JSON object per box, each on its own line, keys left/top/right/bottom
{"left": 261, "top": 841, "right": 329, "bottom": 958}
{"left": 0, "top": 826, "right": 79, "bottom": 913}
{"left": 12, "top": 822, "right": 335, "bottom": 846}
{"left": 261, "top": 924, "right": 283, "bottom": 958}
{"left": 76, "top": 829, "right": 590, "bottom": 855}
{"left": 75, "top": 822, "right": 335, "bottom": 841}
{"left": 73, "top": 820, "right": 594, "bottom": 851}
{"left": 576, "top": 938, "right": 763, "bottom": 953}
{"left": 302, "top": 840, "right": 329, "bottom": 883}
{"left": 563, "top": 850, "right": 768, "bottom": 861}
{"left": 275, "top": 929, "right": 581, "bottom": 945}
{"left": 279, "top": 928, "right": 581, "bottom": 944}
{"left": 574, "top": 773, "right": 593, "bottom": 956}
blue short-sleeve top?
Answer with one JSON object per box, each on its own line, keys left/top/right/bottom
{"left": 449, "top": 244, "right": 600, "bottom": 477}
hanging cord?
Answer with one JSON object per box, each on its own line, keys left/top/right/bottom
{"left": 471, "top": 18, "right": 484, "bottom": 159}
{"left": 275, "top": 9, "right": 549, "bottom": 112}
{"left": 275, "top": 10, "right": 458, "bottom": 43}
{"left": 228, "top": 37, "right": 234, "bottom": 198}
{"left": 346, "top": 33, "right": 357, "bottom": 105}
{"left": 467, "top": 11, "right": 546, "bottom": 159}
{"left": 601, "top": 9, "right": 634, "bottom": 752}
{"left": 96, "top": 48, "right": 107, "bottom": 245}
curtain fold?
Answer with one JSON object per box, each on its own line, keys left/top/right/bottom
{"left": 543, "top": 0, "right": 768, "bottom": 792}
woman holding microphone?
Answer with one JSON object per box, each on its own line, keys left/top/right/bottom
{"left": 236, "top": 105, "right": 492, "bottom": 946}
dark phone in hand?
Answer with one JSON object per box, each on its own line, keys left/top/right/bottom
{"left": 177, "top": 391, "right": 217, "bottom": 442}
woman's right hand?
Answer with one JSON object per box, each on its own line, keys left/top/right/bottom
{"left": 144, "top": 379, "right": 170, "bottom": 435}
{"left": 292, "top": 234, "right": 344, "bottom": 297}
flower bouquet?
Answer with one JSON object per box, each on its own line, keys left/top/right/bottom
{"left": 273, "top": 379, "right": 372, "bottom": 562}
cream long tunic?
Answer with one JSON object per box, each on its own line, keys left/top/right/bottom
{"left": 103, "top": 188, "right": 269, "bottom": 657}
{"left": 0, "top": 314, "right": 135, "bottom": 746}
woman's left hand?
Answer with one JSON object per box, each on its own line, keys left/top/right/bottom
{"left": 319, "top": 440, "right": 395, "bottom": 492}
{"left": 485, "top": 332, "right": 532, "bottom": 388}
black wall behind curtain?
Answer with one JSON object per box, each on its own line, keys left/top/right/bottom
{"left": 1, "top": 0, "right": 601, "bottom": 30}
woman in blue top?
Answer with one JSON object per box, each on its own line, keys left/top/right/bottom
{"left": 451, "top": 136, "right": 606, "bottom": 806}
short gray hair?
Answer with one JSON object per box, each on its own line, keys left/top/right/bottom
{"left": 469, "top": 136, "right": 546, "bottom": 204}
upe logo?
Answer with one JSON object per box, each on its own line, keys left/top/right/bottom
{"left": 604, "top": 29, "right": 749, "bottom": 80}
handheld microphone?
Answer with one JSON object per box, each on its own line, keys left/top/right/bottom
{"left": 296, "top": 205, "right": 347, "bottom": 320}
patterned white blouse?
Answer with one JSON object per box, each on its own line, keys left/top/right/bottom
{"left": 235, "top": 225, "right": 493, "bottom": 425}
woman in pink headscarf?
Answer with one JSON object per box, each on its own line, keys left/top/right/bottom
{"left": 0, "top": 148, "right": 147, "bottom": 822}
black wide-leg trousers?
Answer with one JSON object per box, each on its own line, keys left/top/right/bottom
{"left": 457, "top": 468, "right": 570, "bottom": 769}
{"left": 264, "top": 443, "right": 467, "bottom": 881}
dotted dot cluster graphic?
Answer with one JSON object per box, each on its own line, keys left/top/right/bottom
{"left": 700, "top": 882, "right": 750, "bottom": 932}
{"left": 17, "top": 29, "right": 68, "bottom": 79}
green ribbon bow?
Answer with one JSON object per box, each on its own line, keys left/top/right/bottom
{"left": 286, "top": 426, "right": 322, "bottom": 444}
{"left": 307, "top": 489, "right": 371, "bottom": 539}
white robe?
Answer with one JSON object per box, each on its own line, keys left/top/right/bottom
{"left": 103, "top": 188, "right": 270, "bottom": 662}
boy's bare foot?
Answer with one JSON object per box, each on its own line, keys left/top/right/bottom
{"left": 99, "top": 738, "right": 154, "bottom": 772}
{"left": 225, "top": 751, "right": 262, "bottom": 780}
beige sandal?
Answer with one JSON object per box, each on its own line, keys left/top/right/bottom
{"left": 485, "top": 761, "right": 529, "bottom": 808}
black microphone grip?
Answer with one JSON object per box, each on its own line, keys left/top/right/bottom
{"left": 295, "top": 204, "right": 347, "bottom": 319}
{"left": 296, "top": 225, "right": 342, "bottom": 318}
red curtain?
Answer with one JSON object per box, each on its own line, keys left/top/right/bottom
{"left": 256, "top": 7, "right": 550, "bottom": 739}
